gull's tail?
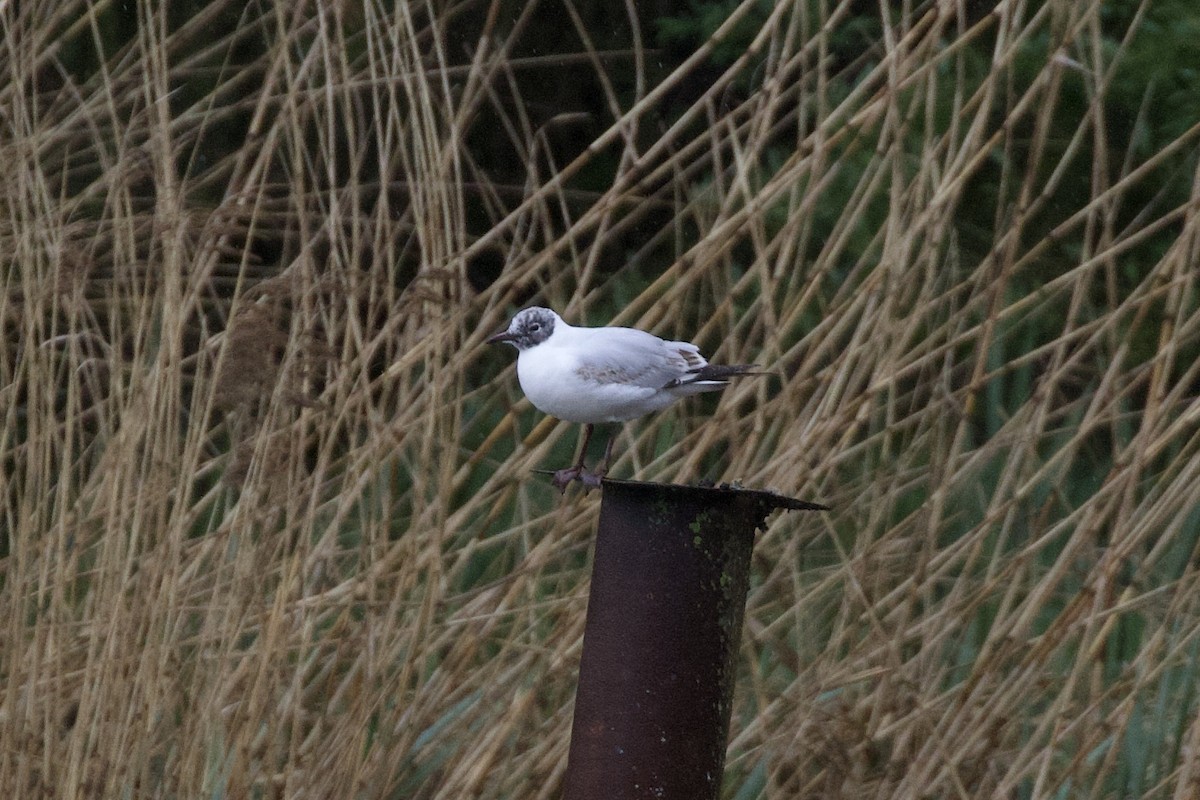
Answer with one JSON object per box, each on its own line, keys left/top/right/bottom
{"left": 664, "top": 364, "right": 766, "bottom": 393}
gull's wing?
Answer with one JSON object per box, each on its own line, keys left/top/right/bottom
{"left": 568, "top": 326, "right": 707, "bottom": 390}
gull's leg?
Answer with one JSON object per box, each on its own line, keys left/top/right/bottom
{"left": 580, "top": 431, "right": 615, "bottom": 489}
{"left": 552, "top": 423, "right": 593, "bottom": 491}
{"left": 574, "top": 423, "right": 594, "bottom": 471}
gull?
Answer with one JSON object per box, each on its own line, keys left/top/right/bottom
{"left": 487, "top": 307, "right": 760, "bottom": 490}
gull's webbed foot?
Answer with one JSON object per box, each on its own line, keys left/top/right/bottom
{"left": 551, "top": 465, "right": 584, "bottom": 492}
{"left": 579, "top": 436, "right": 614, "bottom": 490}
{"left": 579, "top": 467, "right": 605, "bottom": 490}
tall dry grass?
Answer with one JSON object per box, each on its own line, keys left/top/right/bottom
{"left": 2, "top": 0, "right": 1200, "bottom": 797}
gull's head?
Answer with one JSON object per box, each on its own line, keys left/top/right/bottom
{"left": 486, "top": 307, "right": 559, "bottom": 351}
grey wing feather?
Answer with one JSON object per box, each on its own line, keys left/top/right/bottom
{"left": 572, "top": 327, "right": 701, "bottom": 389}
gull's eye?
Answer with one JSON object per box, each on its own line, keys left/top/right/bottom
{"left": 529, "top": 322, "right": 541, "bottom": 332}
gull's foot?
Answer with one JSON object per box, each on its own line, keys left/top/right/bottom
{"left": 551, "top": 465, "right": 583, "bottom": 492}
{"left": 579, "top": 467, "right": 606, "bottom": 491}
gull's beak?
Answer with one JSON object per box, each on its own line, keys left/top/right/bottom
{"left": 486, "top": 328, "right": 516, "bottom": 345}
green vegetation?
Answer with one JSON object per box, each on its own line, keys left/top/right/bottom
{"left": 3, "top": 0, "right": 1200, "bottom": 797}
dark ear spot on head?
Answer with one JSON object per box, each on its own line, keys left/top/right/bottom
{"left": 514, "top": 308, "right": 555, "bottom": 347}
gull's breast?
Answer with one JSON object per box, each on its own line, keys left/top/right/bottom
{"left": 517, "top": 345, "right": 669, "bottom": 424}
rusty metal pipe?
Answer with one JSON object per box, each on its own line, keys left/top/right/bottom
{"left": 562, "top": 478, "right": 826, "bottom": 800}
